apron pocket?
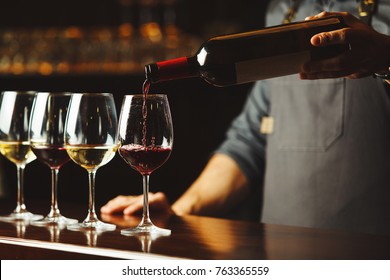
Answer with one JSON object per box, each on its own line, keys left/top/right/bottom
{"left": 271, "top": 76, "right": 345, "bottom": 151}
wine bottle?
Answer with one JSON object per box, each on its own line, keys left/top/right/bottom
{"left": 145, "top": 16, "right": 349, "bottom": 87}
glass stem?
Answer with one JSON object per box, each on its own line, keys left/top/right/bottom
{"left": 87, "top": 170, "right": 98, "bottom": 222}
{"left": 15, "top": 164, "right": 26, "bottom": 214}
{"left": 141, "top": 174, "right": 153, "bottom": 226}
{"left": 50, "top": 168, "right": 60, "bottom": 216}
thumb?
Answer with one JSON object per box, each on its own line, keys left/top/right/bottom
{"left": 311, "top": 28, "right": 349, "bottom": 46}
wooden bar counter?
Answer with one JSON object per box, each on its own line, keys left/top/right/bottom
{"left": 0, "top": 199, "right": 390, "bottom": 260}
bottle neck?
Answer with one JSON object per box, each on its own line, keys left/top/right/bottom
{"left": 145, "top": 56, "right": 199, "bottom": 83}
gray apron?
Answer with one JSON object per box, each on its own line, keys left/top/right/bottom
{"left": 262, "top": 76, "right": 390, "bottom": 234}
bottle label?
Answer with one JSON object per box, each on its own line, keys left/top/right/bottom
{"left": 235, "top": 51, "right": 310, "bottom": 83}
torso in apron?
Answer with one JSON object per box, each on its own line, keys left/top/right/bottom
{"left": 262, "top": 76, "right": 390, "bottom": 234}
{"left": 261, "top": 0, "right": 390, "bottom": 235}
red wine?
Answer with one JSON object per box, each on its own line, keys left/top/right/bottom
{"left": 31, "top": 145, "right": 70, "bottom": 169}
{"left": 142, "top": 79, "right": 150, "bottom": 147}
{"left": 143, "top": 79, "right": 151, "bottom": 96}
{"left": 145, "top": 16, "right": 349, "bottom": 86}
{"left": 119, "top": 144, "right": 171, "bottom": 175}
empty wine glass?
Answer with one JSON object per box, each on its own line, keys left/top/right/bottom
{"left": 29, "top": 92, "right": 78, "bottom": 226}
{"left": 118, "top": 94, "right": 173, "bottom": 236}
{"left": 0, "top": 91, "right": 43, "bottom": 221}
{"left": 64, "top": 93, "right": 118, "bottom": 231}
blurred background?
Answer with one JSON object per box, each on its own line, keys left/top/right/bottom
{"left": 0, "top": 0, "right": 269, "bottom": 220}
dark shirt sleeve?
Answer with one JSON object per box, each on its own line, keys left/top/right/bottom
{"left": 215, "top": 81, "right": 270, "bottom": 188}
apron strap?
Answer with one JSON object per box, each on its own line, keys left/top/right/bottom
{"left": 283, "top": 0, "right": 305, "bottom": 23}
{"left": 358, "top": 0, "right": 378, "bottom": 25}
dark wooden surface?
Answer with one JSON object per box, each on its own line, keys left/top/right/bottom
{"left": 1, "top": 199, "right": 390, "bottom": 260}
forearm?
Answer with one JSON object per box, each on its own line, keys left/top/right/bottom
{"left": 172, "top": 153, "right": 250, "bottom": 216}
{"left": 377, "top": 33, "right": 390, "bottom": 84}
{"left": 382, "top": 34, "right": 390, "bottom": 84}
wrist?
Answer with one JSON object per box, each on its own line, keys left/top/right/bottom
{"left": 374, "top": 35, "right": 390, "bottom": 79}
{"left": 375, "top": 68, "right": 390, "bottom": 79}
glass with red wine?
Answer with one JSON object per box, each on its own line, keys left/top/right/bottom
{"left": 118, "top": 94, "right": 173, "bottom": 236}
{"left": 29, "top": 92, "right": 78, "bottom": 226}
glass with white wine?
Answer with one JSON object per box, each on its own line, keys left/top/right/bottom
{"left": 0, "top": 91, "right": 43, "bottom": 221}
{"left": 64, "top": 93, "right": 118, "bottom": 231}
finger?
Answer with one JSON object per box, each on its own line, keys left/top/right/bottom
{"left": 299, "top": 69, "right": 368, "bottom": 80}
{"left": 346, "top": 72, "right": 372, "bottom": 79}
{"left": 100, "top": 195, "right": 139, "bottom": 214}
{"left": 122, "top": 192, "right": 171, "bottom": 215}
{"left": 149, "top": 192, "right": 170, "bottom": 210}
{"left": 300, "top": 55, "right": 372, "bottom": 79}
{"left": 305, "top": 11, "right": 330, "bottom": 21}
{"left": 123, "top": 199, "right": 144, "bottom": 215}
{"left": 102, "top": 195, "right": 134, "bottom": 209}
{"left": 302, "top": 51, "right": 356, "bottom": 73}
{"left": 305, "top": 11, "right": 346, "bottom": 21}
{"left": 150, "top": 192, "right": 168, "bottom": 204}
{"left": 311, "top": 28, "right": 351, "bottom": 47}
{"left": 299, "top": 71, "right": 346, "bottom": 79}
{"left": 302, "top": 40, "right": 372, "bottom": 75}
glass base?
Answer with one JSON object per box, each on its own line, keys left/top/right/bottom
{"left": 121, "top": 223, "right": 171, "bottom": 237}
{"left": 67, "top": 219, "right": 116, "bottom": 232}
{"left": 31, "top": 214, "right": 78, "bottom": 226}
{"left": 0, "top": 210, "right": 43, "bottom": 222}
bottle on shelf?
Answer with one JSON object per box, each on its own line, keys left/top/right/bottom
{"left": 145, "top": 16, "right": 349, "bottom": 87}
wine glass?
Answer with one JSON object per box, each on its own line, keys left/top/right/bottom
{"left": 64, "top": 93, "right": 118, "bottom": 231}
{"left": 29, "top": 92, "right": 78, "bottom": 226}
{"left": 0, "top": 91, "right": 43, "bottom": 221}
{"left": 118, "top": 94, "right": 173, "bottom": 236}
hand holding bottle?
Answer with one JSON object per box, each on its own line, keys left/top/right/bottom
{"left": 146, "top": 16, "right": 349, "bottom": 86}
{"left": 300, "top": 11, "right": 390, "bottom": 80}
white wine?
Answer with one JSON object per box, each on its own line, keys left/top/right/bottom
{"left": 66, "top": 144, "right": 117, "bottom": 171}
{"left": 145, "top": 16, "right": 349, "bottom": 86}
{"left": 0, "top": 141, "right": 36, "bottom": 165}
